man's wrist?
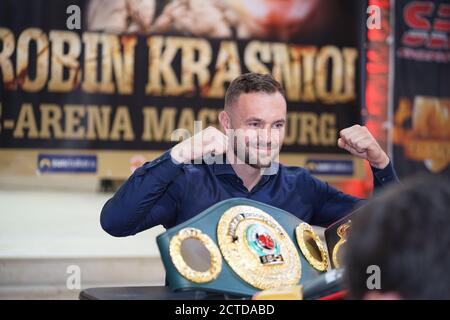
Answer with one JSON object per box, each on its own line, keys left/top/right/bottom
{"left": 369, "top": 153, "right": 390, "bottom": 169}
{"left": 170, "top": 146, "right": 187, "bottom": 164}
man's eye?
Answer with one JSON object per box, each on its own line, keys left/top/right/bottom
{"left": 273, "top": 123, "right": 284, "bottom": 129}
{"left": 248, "top": 122, "right": 260, "bottom": 127}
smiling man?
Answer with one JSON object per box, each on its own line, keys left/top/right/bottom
{"left": 100, "top": 73, "right": 399, "bottom": 237}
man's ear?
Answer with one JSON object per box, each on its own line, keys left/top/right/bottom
{"left": 218, "top": 111, "right": 231, "bottom": 131}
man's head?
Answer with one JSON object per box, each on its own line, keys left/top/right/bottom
{"left": 219, "top": 73, "right": 287, "bottom": 168}
{"left": 344, "top": 174, "right": 450, "bottom": 300}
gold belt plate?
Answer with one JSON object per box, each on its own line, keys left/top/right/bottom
{"left": 217, "top": 205, "right": 301, "bottom": 290}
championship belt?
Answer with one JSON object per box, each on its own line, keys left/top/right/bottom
{"left": 324, "top": 205, "right": 368, "bottom": 269}
{"left": 157, "top": 198, "right": 331, "bottom": 297}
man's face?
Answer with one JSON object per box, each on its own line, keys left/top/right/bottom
{"left": 223, "top": 91, "right": 287, "bottom": 168}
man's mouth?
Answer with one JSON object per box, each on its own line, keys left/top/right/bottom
{"left": 250, "top": 144, "right": 276, "bottom": 150}
{"left": 249, "top": 144, "right": 278, "bottom": 156}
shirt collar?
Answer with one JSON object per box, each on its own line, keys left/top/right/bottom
{"left": 213, "top": 161, "right": 236, "bottom": 176}
{"left": 213, "top": 157, "right": 280, "bottom": 177}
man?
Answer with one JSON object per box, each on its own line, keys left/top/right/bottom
{"left": 344, "top": 175, "right": 450, "bottom": 299}
{"left": 100, "top": 73, "right": 398, "bottom": 237}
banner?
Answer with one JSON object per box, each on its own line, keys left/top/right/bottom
{"left": 392, "top": 0, "right": 450, "bottom": 178}
{"left": 0, "top": 0, "right": 363, "bottom": 179}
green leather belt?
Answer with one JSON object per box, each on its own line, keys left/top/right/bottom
{"left": 157, "top": 198, "right": 331, "bottom": 297}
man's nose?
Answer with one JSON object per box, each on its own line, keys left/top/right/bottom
{"left": 257, "top": 128, "right": 278, "bottom": 146}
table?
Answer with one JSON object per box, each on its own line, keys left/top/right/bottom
{"left": 79, "top": 286, "right": 250, "bottom": 300}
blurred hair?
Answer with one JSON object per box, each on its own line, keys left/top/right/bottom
{"left": 345, "top": 174, "right": 450, "bottom": 299}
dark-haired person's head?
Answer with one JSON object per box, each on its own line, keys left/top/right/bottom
{"left": 345, "top": 174, "right": 450, "bottom": 300}
{"left": 219, "top": 73, "right": 286, "bottom": 168}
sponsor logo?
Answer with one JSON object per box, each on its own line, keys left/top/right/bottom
{"left": 38, "top": 154, "right": 97, "bottom": 173}
{"left": 305, "top": 159, "right": 354, "bottom": 175}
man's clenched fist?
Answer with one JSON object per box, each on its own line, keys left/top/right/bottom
{"left": 170, "top": 126, "right": 229, "bottom": 164}
{"left": 338, "top": 125, "right": 390, "bottom": 169}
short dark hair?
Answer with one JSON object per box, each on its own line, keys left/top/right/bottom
{"left": 344, "top": 174, "right": 450, "bottom": 299}
{"left": 224, "top": 73, "right": 285, "bottom": 109}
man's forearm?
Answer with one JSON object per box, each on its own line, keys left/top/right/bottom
{"left": 371, "top": 160, "right": 400, "bottom": 189}
{"left": 100, "top": 150, "right": 184, "bottom": 237}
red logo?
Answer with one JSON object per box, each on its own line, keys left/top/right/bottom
{"left": 402, "top": 1, "right": 450, "bottom": 49}
{"left": 257, "top": 233, "right": 275, "bottom": 250}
